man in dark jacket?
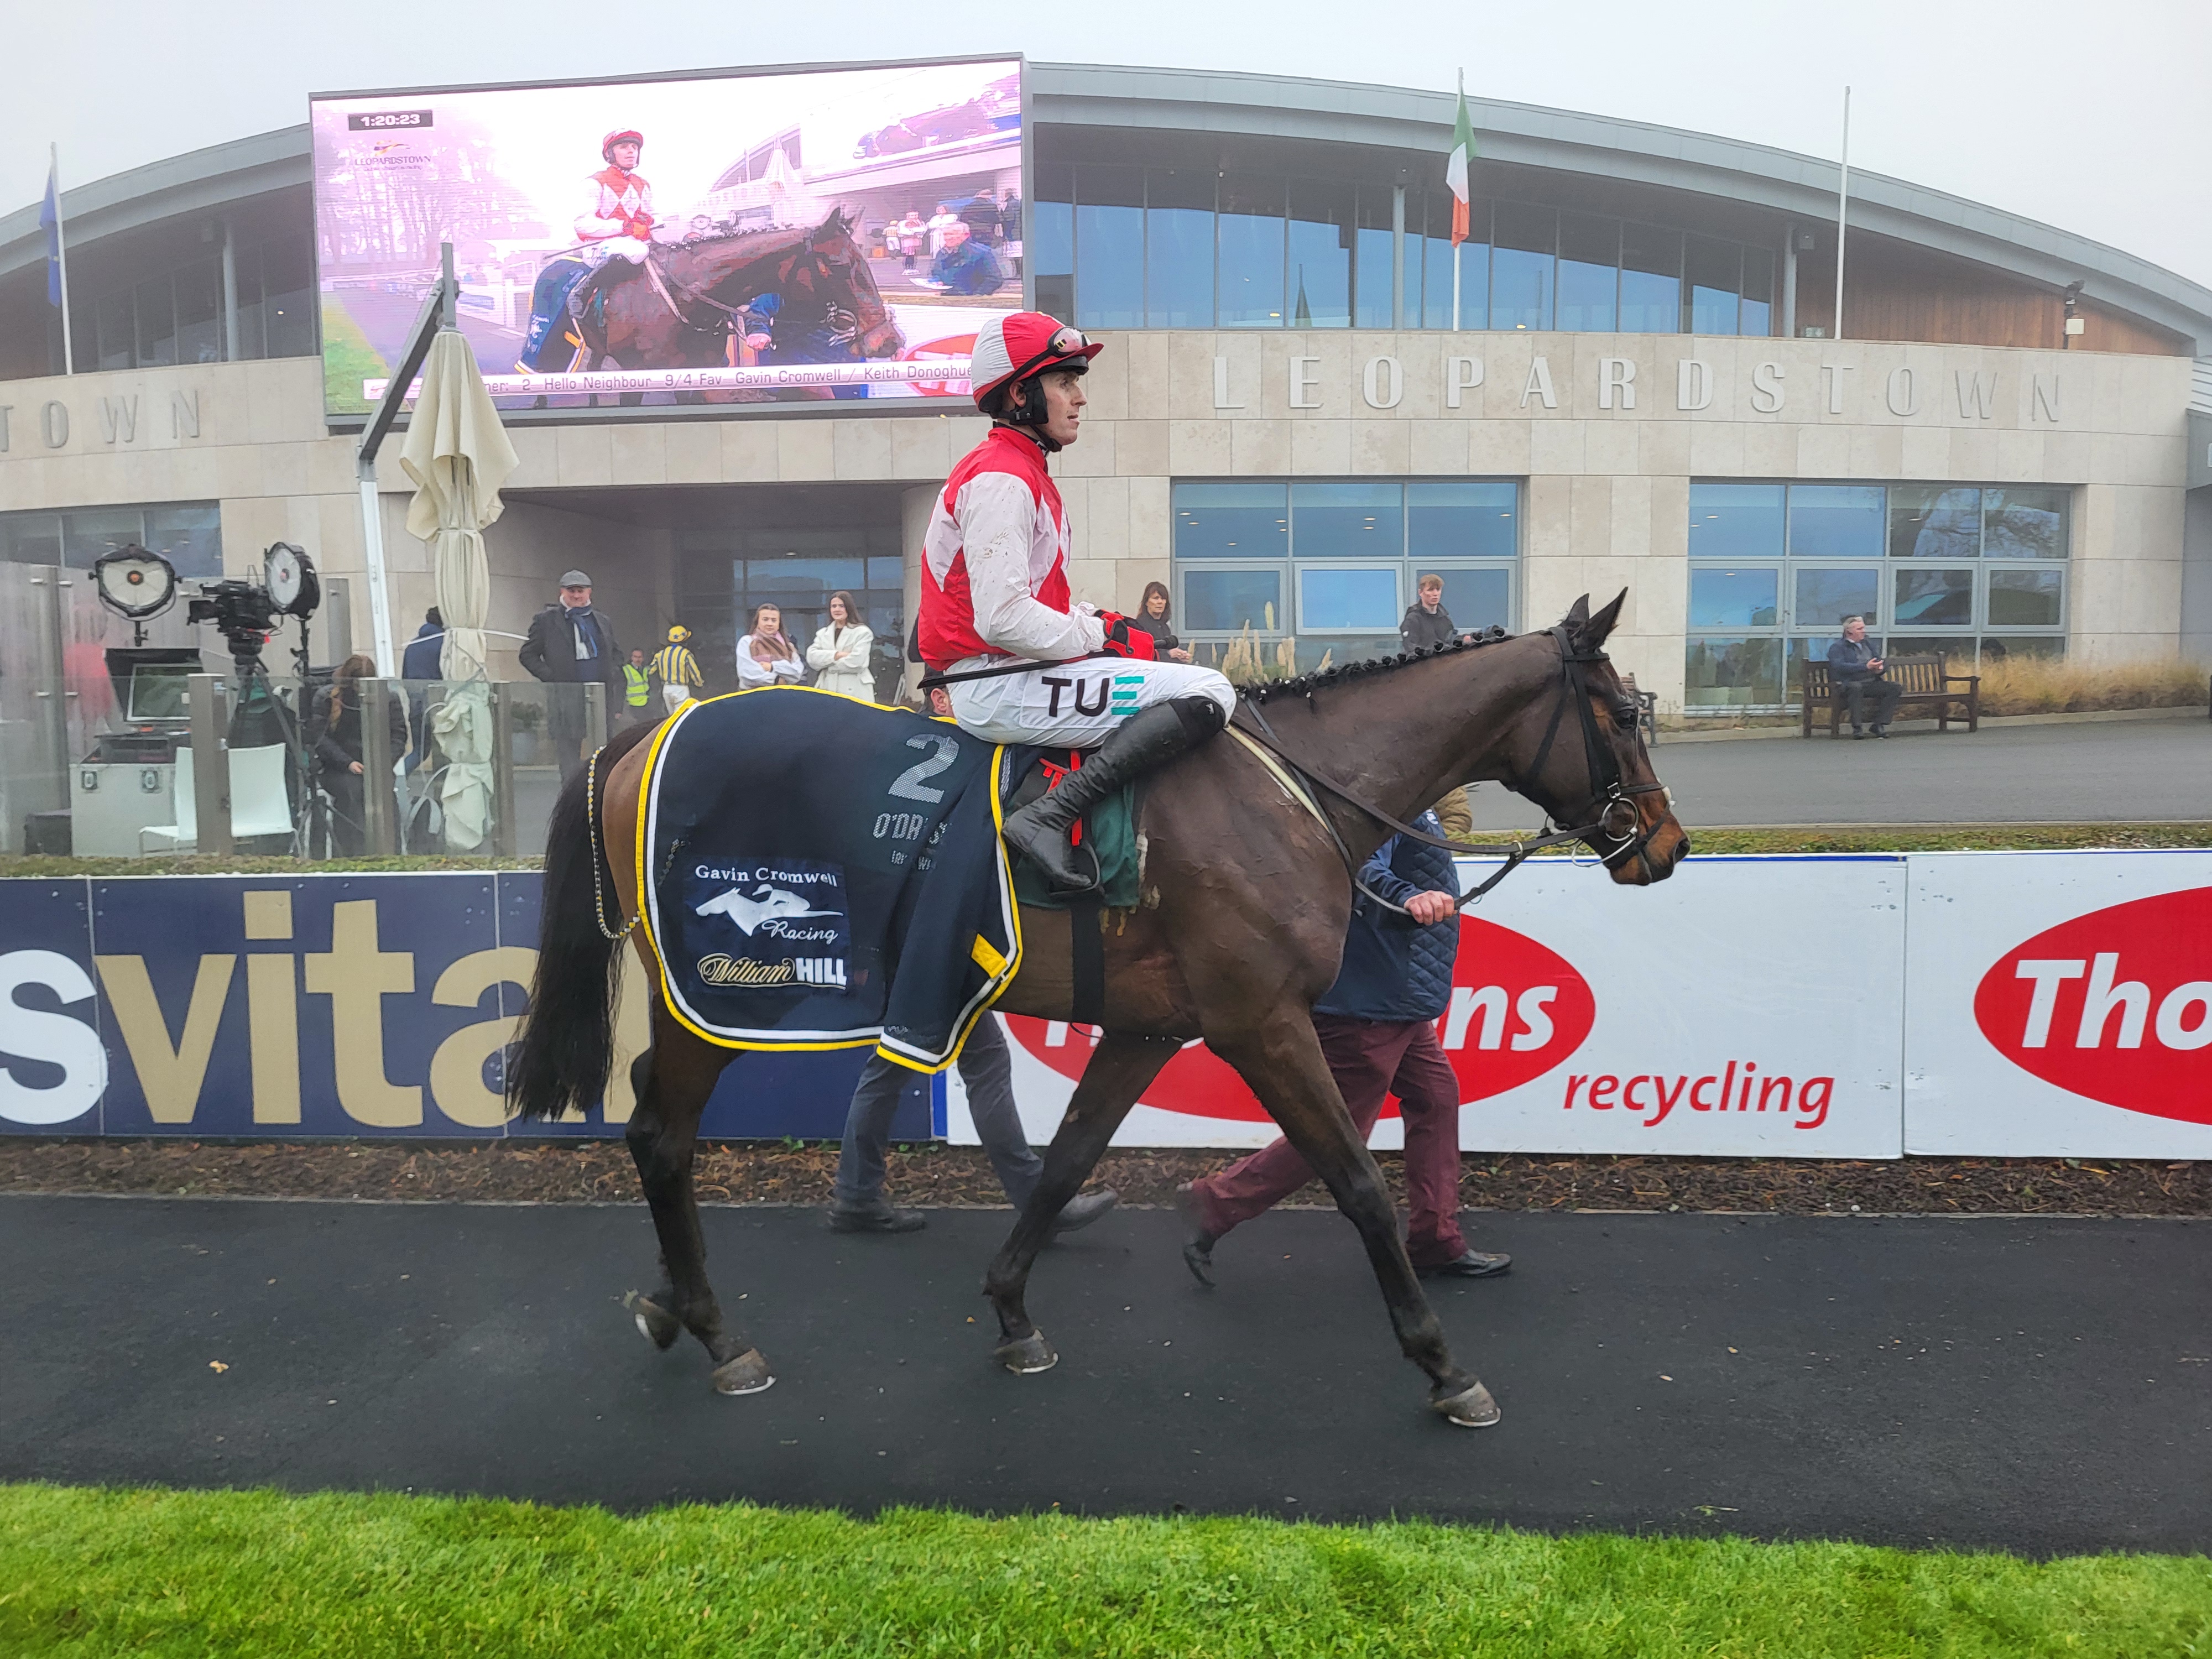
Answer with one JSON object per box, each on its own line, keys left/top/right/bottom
{"left": 1400, "top": 573, "right": 1457, "bottom": 653}
{"left": 1180, "top": 812, "right": 1510, "bottom": 1280}
{"left": 400, "top": 608, "right": 443, "bottom": 775}
{"left": 518, "top": 570, "right": 623, "bottom": 781}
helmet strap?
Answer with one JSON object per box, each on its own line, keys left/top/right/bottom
{"left": 990, "top": 374, "right": 1063, "bottom": 453}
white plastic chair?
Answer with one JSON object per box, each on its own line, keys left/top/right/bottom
{"left": 227, "top": 745, "right": 295, "bottom": 841}
{"left": 137, "top": 745, "right": 198, "bottom": 852}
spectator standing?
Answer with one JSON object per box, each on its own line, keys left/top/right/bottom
{"left": 1400, "top": 573, "right": 1457, "bottom": 652}
{"left": 806, "top": 591, "right": 878, "bottom": 700}
{"left": 399, "top": 606, "right": 444, "bottom": 776}
{"left": 1828, "top": 615, "right": 1901, "bottom": 738}
{"left": 1130, "top": 581, "right": 1192, "bottom": 663}
{"left": 735, "top": 602, "right": 804, "bottom": 690}
{"left": 310, "top": 653, "right": 409, "bottom": 857}
{"left": 830, "top": 683, "right": 1118, "bottom": 1235}
{"left": 622, "top": 649, "right": 653, "bottom": 725}
{"left": 925, "top": 202, "right": 962, "bottom": 255}
{"left": 925, "top": 221, "right": 1003, "bottom": 296}
{"left": 1181, "top": 810, "right": 1510, "bottom": 1282}
{"left": 895, "top": 210, "right": 927, "bottom": 272}
{"left": 650, "top": 624, "right": 704, "bottom": 714}
{"left": 518, "top": 570, "right": 624, "bottom": 783}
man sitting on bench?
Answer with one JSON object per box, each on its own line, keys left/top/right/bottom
{"left": 1828, "top": 615, "right": 1901, "bottom": 739}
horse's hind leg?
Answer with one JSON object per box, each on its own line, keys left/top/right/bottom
{"left": 623, "top": 1018, "right": 772, "bottom": 1395}
{"left": 983, "top": 1030, "right": 1177, "bottom": 1373}
{"left": 1217, "top": 1012, "right": 1498, "bottom": 1428}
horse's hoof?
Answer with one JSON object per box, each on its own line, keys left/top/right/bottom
{"left": 994, "top": 1329, "right": 1058, "bottom": 1374}
{"left": 1432, "top": 1380, "right": 1501, "bottom": 1428}
{"left": 624, "top": 1290, "right": 681, "bottom": 1351}
{"left": 712, "top": 1348, "right": 775, "bottom": 1396}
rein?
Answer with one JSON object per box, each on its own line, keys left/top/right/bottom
{"left": 1231, "top": 626, "right": 1667, "bottom": 912}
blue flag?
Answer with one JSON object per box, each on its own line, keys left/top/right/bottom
{"left": 38, "top": 158, "right": 61, "bottom": 309}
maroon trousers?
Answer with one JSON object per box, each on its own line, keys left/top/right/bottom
{"left": 1190, "top": 1013, "right": 1468, "bottom": 1267}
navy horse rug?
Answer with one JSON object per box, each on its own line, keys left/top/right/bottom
{"left": 636, "top": 687, "right": 1019, "bottom": 1071}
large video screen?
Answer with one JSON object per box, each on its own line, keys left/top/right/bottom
{"left": 311, "top": 57, "right": 1022, "bottom": 418}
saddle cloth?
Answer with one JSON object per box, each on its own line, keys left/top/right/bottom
{"left": 637, "top": 688, "right": 1018, "bottom": 1072}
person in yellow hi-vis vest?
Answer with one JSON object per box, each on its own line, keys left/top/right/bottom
{"left": 622, "top": 649, "right": 652, "bottom": 725}
{"left": 649, "top": 624, "right": 705, "bottom": 714}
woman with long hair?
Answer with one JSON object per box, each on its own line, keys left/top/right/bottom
{"left": 805, "top": 589, "right": 878, "bottom": 700}
{"left": 310, "top": 653, "right": 408, "bottom": 855}
{"left": 1131, "top": 580, "right": 1192, "bottom": 662}
{"left": 735, "top": 602, "right": 804, "bottom": 690}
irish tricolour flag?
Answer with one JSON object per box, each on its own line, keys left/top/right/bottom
{"left": 1446, "top": 75, "right": 1477, "bottom": 244}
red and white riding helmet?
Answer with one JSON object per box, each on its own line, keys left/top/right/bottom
{"left": 969, "top": 311, "right": 1102, "bottom": 412}
{"left": 602, "top": 129, "right": 645, "bottom": 161}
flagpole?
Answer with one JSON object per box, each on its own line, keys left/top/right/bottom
{"left": 50, "top": 143, "right": 74, "bottom": 375}
{"left": 1451, "top": 72, "right": 1464, "bottom": 331}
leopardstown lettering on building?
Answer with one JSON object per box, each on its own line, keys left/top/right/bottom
{"left": 1209, "top": 351, "right": 2068, "bottom": 425}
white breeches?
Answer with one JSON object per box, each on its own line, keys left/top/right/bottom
{"left": 582, "top": 238, "right": 652, "bottom": 268}
{"left": 947, "top": 655, "right": 1235, "bottom": 745}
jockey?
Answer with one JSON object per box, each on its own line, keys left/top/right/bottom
{"left": 919, "top": 311, "right": 1234, "bottom": 891}
{"left": 577, "top": 129, "right": 657, "bottom": 268}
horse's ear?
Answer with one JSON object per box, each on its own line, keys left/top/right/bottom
{"left": 816, "top": 206, "right": 851, "bottom": 241}
{"left": 1573, "top": 588, "right": 1629, "bottom": 651}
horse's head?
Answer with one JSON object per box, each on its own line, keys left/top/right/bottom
{"left": 808, "top": 208, "right": 903, "bottom": 359}
{"left": 1501, "top": 591, "right": 1690, "bottom": 885}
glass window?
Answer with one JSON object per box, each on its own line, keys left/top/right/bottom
{"left": 95, "top": 289, "right": 133, "bottom": 369}
{"left": 135, "top": 274, "right": 176, "bottom": 366}
{"left": 1890, "top": 486, "right": 1983, "bottom": 559}
{"left": 1290, "top": 481, "right": 1402, "bottom": 559}
{"left": 1619, "top": 224, "right": 1681, "bottom": 334}
{"left": 1792, "top": 567, "right": 1881, "bottom": 629}
{"left": 1408, "top": 480, "right": 1517, "bottom": 560}
{"left": 62, "top": 509, "right": 144, "bottom": 571}
{"left": 1074, "top": 165, "right": 1143, "bottom": 331}
{"left": 231, "top": 243, "right": 265, "bottom": 361}
{"left": 175, "top": 259, "right": 221, "bottom": 365}
{"left": 1686, "top": 237, "right": 1739, "bottom": 335}
{"left": 865, "top": 556, "right": 904, "bottom": 591}
{"left": 1887, "top": 636, "right": 1978, "bottom": 670}
{"left": 1983, "top": 487, "right": 2069, "bottom": 558}
{"left": 1987, "top": 567, "right": 2064, "bottom": 628}
{"left": 1183, "top": 567, "right": 1282, "bottom": 633}
{"left": 1688, "top": 483, "right": 1785, "bottom": 560}
{"left": 1981, "top": 635, "right": 2066, "bottom": 664}
{"left": 1417, "top": 194, "right": 1485, "bottom": 329}
{"left": 1892, "top": 567, "right": 1975, "bottom": 628}
{"left": 1683, "top": 637, "right": 1782, "bottom": 708}
{"left": 1490, "top": 202, "right": 1554, "bottom": 331}
{"left": 1175, "top": 483, "right": 1288, "bottom": 558}
{"left": 262, "top": 238, "right": 315, "bottom": 357}
{"left": 1788, "top": 484, "right": 1885, "bottom": 557}
{"left": 1030, "top": 198, "right": 1073, "bottom": 278}
{"left": 0, "top": 512, "right": 64, "bottom": 564}
{"left": 1740, "top": 247, "right": 1775, "bottom": 337}
{"left": 1688, "top": 567, "right": 1780, "bottom": 628}
{"left": 1428, "top": 566, "right": 1512, "bottom": 632}
{"left": 1354, "top": 186, "right": 1395, "bottom": 328}
{"left": 1217, "top": 174, "right": 1286, "bottom": 328}
{"left": 1298, "top": 566, "right": 1400, "bottom": 632}
{"left": 143, "top": 504, "right": 223, "bottom": 579}
{"left": 1286, "top": 179, "right": 1353, "bottom": 329}
{"left": 1145, "top": 173, "right": 1215, "bottom": 330}
{"left": 1556, "top": 212, "right": 1619, "bottom": 333}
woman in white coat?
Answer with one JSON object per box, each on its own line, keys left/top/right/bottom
{"left": 805, "top": 590, "right": 878, "bottom": 701}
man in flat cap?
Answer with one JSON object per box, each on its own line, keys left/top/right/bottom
{"left": 519, "top": 570, "right": 624, "bottom": 782}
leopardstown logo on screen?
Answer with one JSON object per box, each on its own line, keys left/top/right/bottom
{"left": 1003, "top": 916, "right": 1595, "bottom": 1121}
{"left": 1974, "top": 887, "right": 2212, "bottom": 1125}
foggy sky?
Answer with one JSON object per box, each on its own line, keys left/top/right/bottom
{"left": 11, "top": 0, "right": 2209, "bottom": 292}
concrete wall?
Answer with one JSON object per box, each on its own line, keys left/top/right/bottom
{"left": 0, "top": 338, "right": 2192, "bottom": 711}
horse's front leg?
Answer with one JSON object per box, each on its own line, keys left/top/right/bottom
{"left": 622, "top": 1019, "right": 769, "bottom": 1395}
{"left": 1214, "top": 1010, "right": 1498, "bottom": 1428}
{"left": 983, "top": 1030, "right": 1177, "bottom": 1374}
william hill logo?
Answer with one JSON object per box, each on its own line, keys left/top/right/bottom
{"left": 697, "top": 954, "right": 847, "bottom": 988}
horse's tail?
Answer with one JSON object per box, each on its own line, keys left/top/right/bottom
{"left": 508, "top": 719, "right": 659, "bottom": 1121}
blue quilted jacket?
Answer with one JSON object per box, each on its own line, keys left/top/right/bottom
{"left": 1313, "top": 812, "right": 1459, "bottom": 1024}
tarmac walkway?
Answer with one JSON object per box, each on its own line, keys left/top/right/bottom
{"left": 1470, "top": 714, "right": 2212, "bottom": 830}
{"left": 3, "top": 1196, "right": 2205, "bottom": 1554}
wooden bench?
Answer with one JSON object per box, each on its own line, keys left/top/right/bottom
{"left": 1618, "top": 672, "right": 1658, "bottom": 744}
{"left": 1801, "top": 653, "right": 1981, "bottom": 737}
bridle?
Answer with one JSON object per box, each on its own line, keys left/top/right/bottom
{"left": 1232, "top": 625, "right": 1669, "bottom": 914}
{"left": 645, "top": 237, "right": 875, "bottom": 346}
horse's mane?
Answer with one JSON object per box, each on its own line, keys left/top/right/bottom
{"left": 1243, "top": 625, "right": 1515, "bottom": 703}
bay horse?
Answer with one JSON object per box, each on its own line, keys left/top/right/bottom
{"left": 508, "top": 592, "right": 1689, "bottom": 1426}
{"left": 575, "top": 208, "right": 902, "bottom": 402}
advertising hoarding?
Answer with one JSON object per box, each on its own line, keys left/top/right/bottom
{"left": 310, "top": 57, "right": 1023, "bottom": 418}
{"left": 954, "top": 855, "right": 1910, "bottom": 1159}
{"left": 1904, "top": 851, "right": 2212, "bottom": 1157}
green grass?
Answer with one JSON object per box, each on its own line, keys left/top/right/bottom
{"left": 2, "top": 1485, "right": 2207, "bottom": 1657}
{"left": 319, "top": 297, "right": 388, "bottom": 417}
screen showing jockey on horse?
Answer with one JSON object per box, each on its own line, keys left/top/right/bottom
{"left": 310, "top": 56, "right": 1023, "bottom": 416}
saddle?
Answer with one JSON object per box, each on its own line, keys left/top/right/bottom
{"left": 998, "top": 745, "right": 1141, "bottom": 911}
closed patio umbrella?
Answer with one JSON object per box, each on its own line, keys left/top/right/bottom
{"left": 400, "top": 329, "right": 518, "bottom": 851}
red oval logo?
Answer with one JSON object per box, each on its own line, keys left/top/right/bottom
{"left": 1005, "top": 915, "right": 1595, "bottom": 1120}
{"left": 1972, "top": 886, "right": 2212, "bottom": 1124}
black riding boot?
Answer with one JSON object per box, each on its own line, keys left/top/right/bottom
{"left": 1001, "top": 695, "right": 1226, "bottom": 893}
